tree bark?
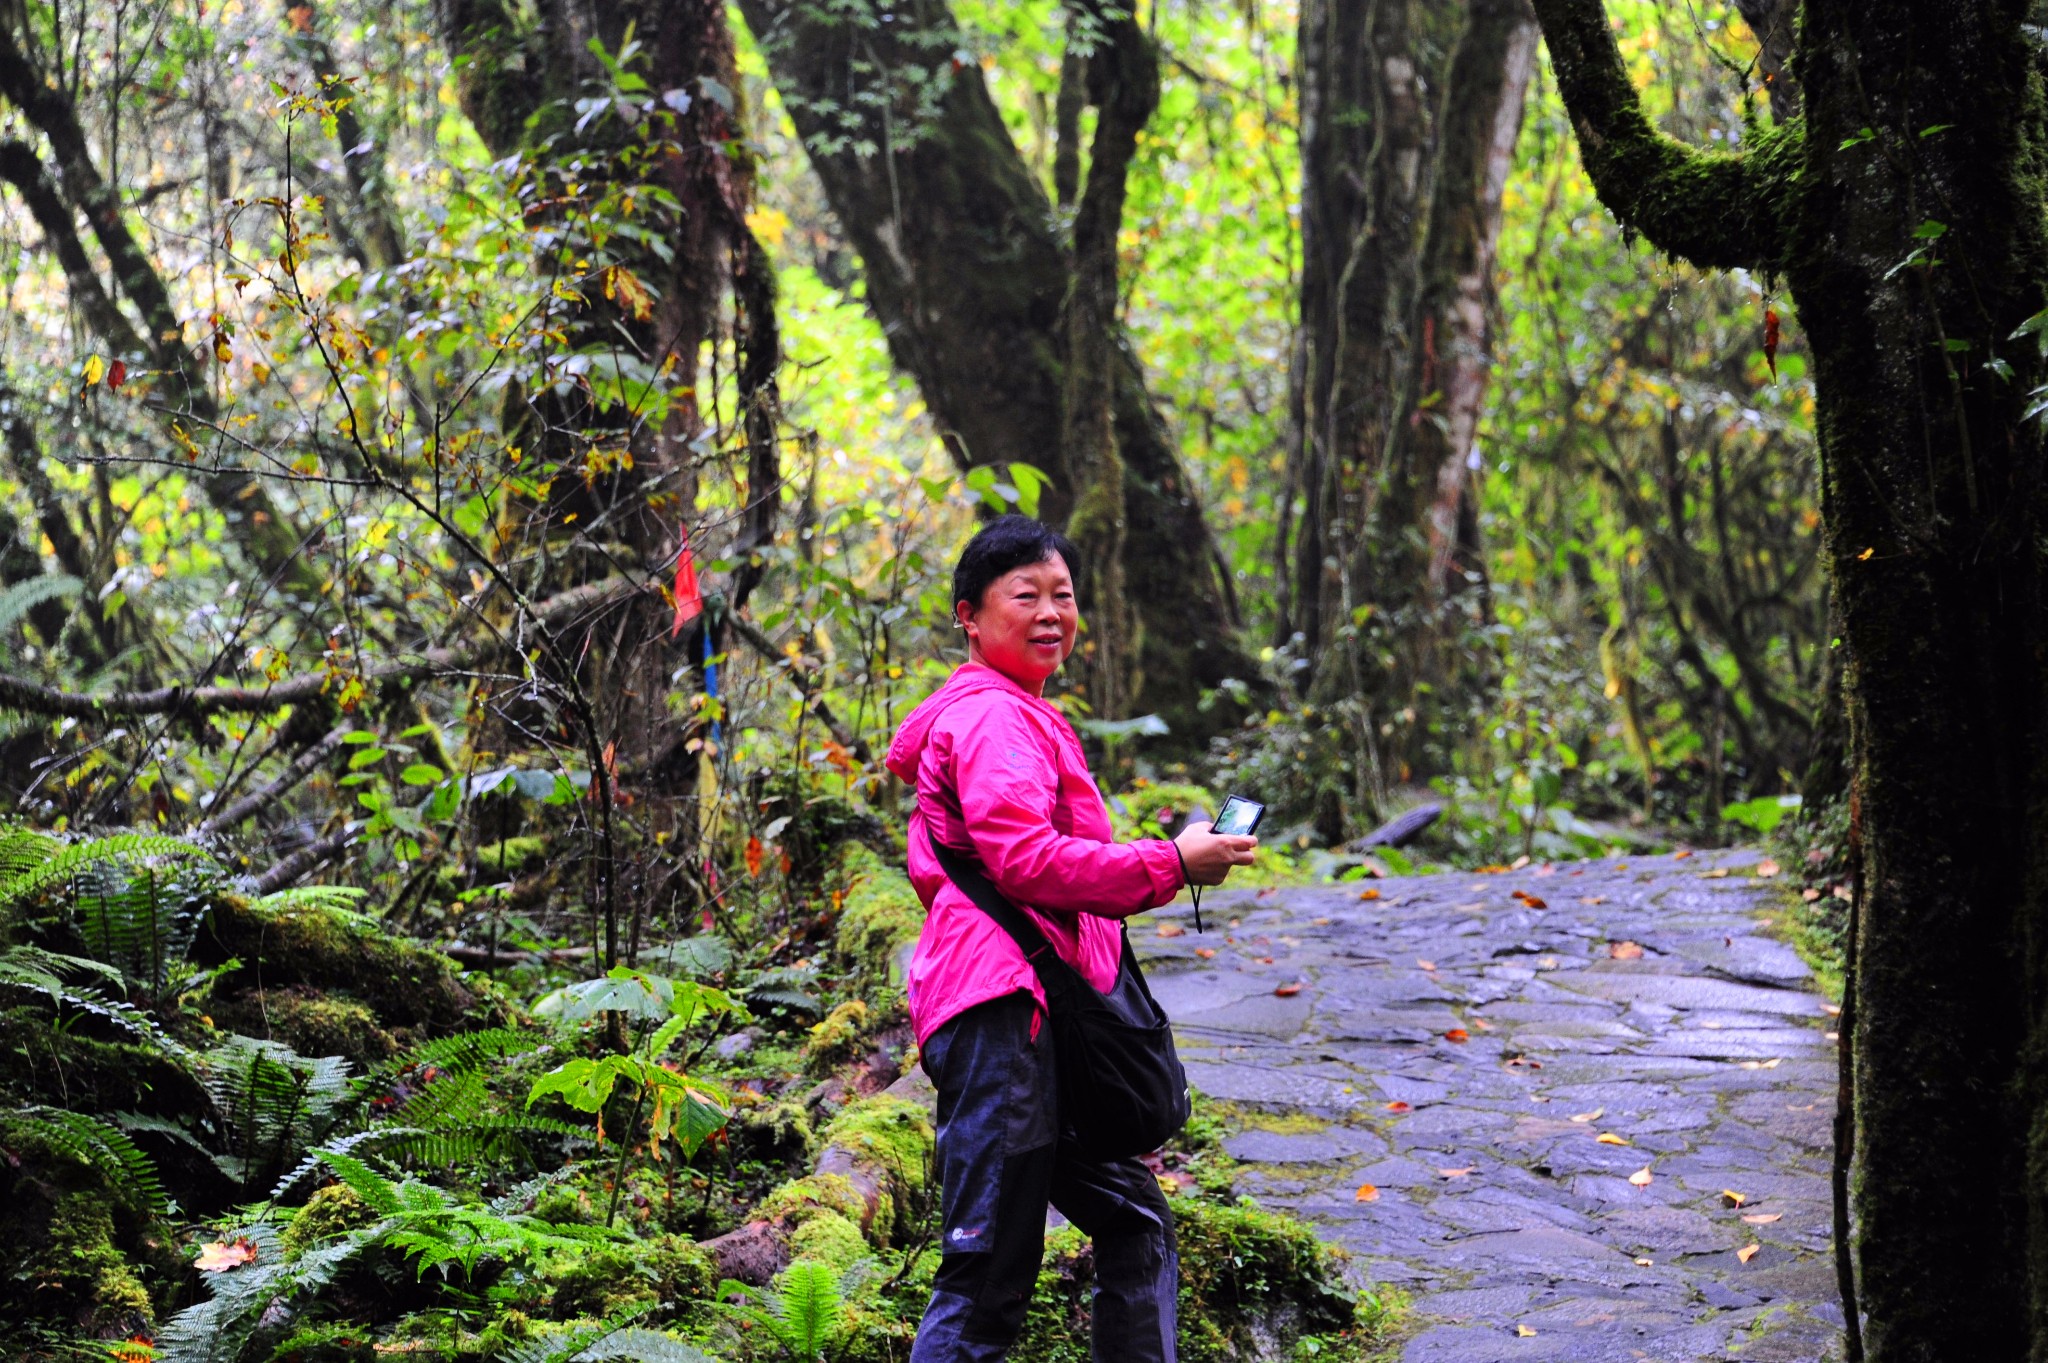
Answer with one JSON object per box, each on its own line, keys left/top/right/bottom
{"left": 1281, "top": 0, "right": 1535, "bottom": 804}
{"left": 1058, "top": 4, "right": 1159, "bottom": 719}
{"left": 736, "top": 0, "right": 1261, "bottom": 739}
{"left": 1533, "top": 1, "right": 2048, "bottom": 1356}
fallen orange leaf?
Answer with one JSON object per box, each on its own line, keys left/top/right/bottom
{"left": 1445, "top": 1028, "right": 1470, "bottom": 1043}
{"left": 1628, "top": 1167, "right": 1654, "bottom": 1187}
{"left": 1355, "top": 1183, "right": 1380, "bottom": 1202}
{"left": 1519, "top": 894, "right": 1548, "bottom": 909}
{"left": 1477, "top": 864, "right": 1510, "bottom": 874}
{"left": 1274, "top": 982, "right": 1304, "bottom": 997}
{"left": 1472, "top": 1017, "right": 1494, "bottom": 1031}
{"left": 1755, "top": 859, "right": 1781, "bottom": 878}
{"left": 1737, "top": 1243, "right": 1761, "bottom": 1263}
{"left": 1417, "top": 959, "right": 1437, "bottom": 971}
{"left": 1157, "top": 922, "right": 1186, "bottom": 938}
{"left": 1721, "top": 1190, "right": 1747, "bottom": 1208}
{"left": 1674, "top": 848, "right": 1693, "bottom": 859}
{"left": 1742, "top": 1212, "right": 1783, "bottom": 1225}
{"left": 1596, "top": 1133, "right": 1630, "bottom": 1146}
{"left": 1195, "top": 947, "right": 1217, "bottom": 959}
{"left": 1438, "top": 1166, "right": 1475, "bottom": 1179}
{"left": 1359, "top": 888, "right": 1381, "bottom": 901}
{"left": 1579, "top": 896, "right": 1606, "bottom": 905}
{"left": 1385, "top": 1101, "right": 1412, "bottom": 1113}
{"left": 195, "top": 1238, "right": 258, "bottom": 1272}
{"left": 1255, "top": 955, "right": 1276, "bottom": 964}
{"left": 1701, "top": 867, "right": 1730, "bottom": 879}
{"left": 745, "top": 836, "right": 765, "bottom": 878}
{"left": 1610, "top": 941, "right": 1645, "bottom": 960}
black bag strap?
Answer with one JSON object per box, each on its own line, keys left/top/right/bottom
{"left": 926, "top": 828, "right": 1089, "bottom": 990}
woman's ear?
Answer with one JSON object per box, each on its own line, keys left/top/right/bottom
{"left": 954, "top": 599, "right": 975, "bottom": 637}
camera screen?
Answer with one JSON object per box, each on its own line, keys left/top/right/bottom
{"left": 1213, "top": 797, "right": 1263, "bottom": 837}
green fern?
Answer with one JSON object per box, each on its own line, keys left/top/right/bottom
{"left": 718, "top": 1261, "right": 855, "bottom": 1363}
{"left": 0, "top": 573, "right": 80, "bottom": 638}
{"left": 245, "top": 884, "right": 375, "bottom": 928}
{"left": 4, "top": 1104, "right": 171, "bottom": 1217}
{"left": 70, "top": 858, "right": 216, "bottom": 993}
{"left": 201, "top": 1036, "right": 351, "bottom": 1192}
{"left": 0, "top": 831, "right": 209, "bottom": 911}
{"left": 499, "top": 1316, "right": 713, "bottom": 1363}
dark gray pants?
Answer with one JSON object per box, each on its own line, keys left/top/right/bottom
{"left": 911, "top": 992, "right": 1178, "bottom": 1363}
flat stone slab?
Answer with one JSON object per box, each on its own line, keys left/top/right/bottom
{"left": 1138, "top": 850, "right": 1843, "bottom": 1362}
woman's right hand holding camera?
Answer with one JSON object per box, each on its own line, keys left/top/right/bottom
{"left": 1173, "top": 820, "right": 1259, "bottom": 887}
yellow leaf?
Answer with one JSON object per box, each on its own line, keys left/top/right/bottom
{"left": 1737, "top": 1243, "right": 1761, "bottom": 1264}
{"left": 746, "top": 206, "right": 791, "bottom": 248}
{"left": 1596, "top": 1132, "right": 1630, "bottom": 1146}
{"left": 1438, "top": 1166, "right": 1475, "bottom": 1179}
{"left": 1743, "top": 1212, "right": 1783, "bottom": 1225}
{"left": 1354, "top": 1183, "right": 1380, "bottom": 1202}
{"left": 1722, "top": 1190, "right": 1747, "bottom": 1207}
{"left": 1628, "top": 1166, "right": 1654, "bottom": 1187}
{"left": 82, "top": 354, "right": 106, "bottom": 385}
{"left": 1516, "top": 1324, "right": 1537, "bottom": 1337}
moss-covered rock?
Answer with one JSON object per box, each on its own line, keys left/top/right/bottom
{"left": 539, "top": 1233, "right": 715, "bottom": 1318}
{"left": 786, "top": 1209, "right": 870, "bottom": 1273}
{"left": 254, "top": 988, "right": 399, "bottom": 1067}
{"left": 1013, "top": 1196, "right": 1391, "bottom": 1363}
{"left": 817, "top": 1095, "right": 933, "bottom": 1243}
{"left": 0, "top": 1119, "right": 165, "bottom": 1337}
{"left": 829, "top": 843, "right": 924, "bottom": 981}
{"left": 282, "top": 1184, "right": 381, "bottom": 1257}
{"left": 196, "top": 895, "right": 502, "bottom": 1052}
{"left": 804, "top": 999, "right": 871, "bottom": 1074}
{"left": 759, "top": 1171, "right": 871, "bottom": 1228}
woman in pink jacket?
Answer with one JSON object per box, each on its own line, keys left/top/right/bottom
{"left": 886, "top": 515, "right": 1257, "bottom": 1363}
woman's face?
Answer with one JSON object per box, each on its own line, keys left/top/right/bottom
{"left": 957, "top": 554, "right": 1078, "bottom": 696}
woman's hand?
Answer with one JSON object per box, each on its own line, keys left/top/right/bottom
{"left": 1173, "top": 821, "right": 1259, "bottom": 887}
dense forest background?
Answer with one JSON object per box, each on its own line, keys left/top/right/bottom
{"left": 0, "top": 0, "right": 1843, "bottom": 1359}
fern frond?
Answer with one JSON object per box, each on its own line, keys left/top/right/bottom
{"left": 0, "top": 832, "right": 209, "bottom": 910}
{"left": 0, "top": 573, "right": 80, "bottom": 634}
{"left": 311, "top": 1147, "right": 404, "bottom": 1215}
{"left": 778, "top": 1259, "right": 844, "bottom": 1359}
{"left": 245, "top": 884, "right": 376, "bottom": 928}
{"left": 202, "top": 1036, "right": 352, "bottom": 1190}
{"left": 6, "top": 1105, "right": 170, "bottom": 1217}
{"left": 570, "top": 1328, "right": 713, "bottom": 1362}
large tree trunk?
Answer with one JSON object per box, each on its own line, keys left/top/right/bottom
{"left": 1533, "top": 1, "right": 2048, "bottom": 1357}
{"left": 441, "top": 0, "right": 779, "bottom": 964}
{"left": 736, "top": 0, "right": 1260, "bottom": 740}
{"left": 1281, "top": 0, "right": 1535, "bottom": 806}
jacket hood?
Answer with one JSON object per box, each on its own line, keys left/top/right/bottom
{"left": 885, "top": 664, "right": 1026, "bottom": 784}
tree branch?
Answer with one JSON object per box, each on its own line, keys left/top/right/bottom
{"left": 0, "top": 577, "right": 644, "bottom": 720}
{"left": 1528, "top": 0, "right": 1789, "bottom": 271}
{"left": 197, "top": 723, "right": 352, "bottom": 833}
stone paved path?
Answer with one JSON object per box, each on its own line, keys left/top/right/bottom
{"left": 1135, "top": 850, "right": 1844, "bottom": 1363}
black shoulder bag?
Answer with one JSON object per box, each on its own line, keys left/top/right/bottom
{"left": 928, "top": 830, "right": 1191, "bottom": 1160}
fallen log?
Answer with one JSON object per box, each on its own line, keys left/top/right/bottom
{"left": 1352, "top": 802, "right": 1443, "bottom": 849}
{"left": 700, "top": 1066, "right": 935, "bottom": 1284}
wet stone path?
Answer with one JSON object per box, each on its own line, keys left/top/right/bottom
{"left": 1133, "top": 850, "right": 1844, "bottom": 1363}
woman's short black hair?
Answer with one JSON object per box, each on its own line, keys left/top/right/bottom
{"left": 952, "top": 514, "right": 1079, "bottom": 611}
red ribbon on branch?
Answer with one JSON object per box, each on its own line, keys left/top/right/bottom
{"left": 671, "top": 529, "right": 703, "bottom": 637}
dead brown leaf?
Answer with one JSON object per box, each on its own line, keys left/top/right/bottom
{"left": 1610, "top": 941, "right": 1645, "bottom": 960}
{"left": 1274, "top": 982, "right": 1304, "bottom": 997}
{"left": 1157, "top": 922, "right": 1186, "bottom": 938}
{"left": 1445, "top": 1028, "right": 1470, "bottom": 1043}
{"left": 1742, "top": 1212, "right": 1783, "bottom": 1225}
{"left": 196, "top": 1238, "right": 258, "bottom": 1272}
{"left": 1596, "top": 1133, "right": 1631, "bottom": 1146}
{"left": 1358, "top": 888, "right": 1381, "bottom": 901}
{"left": 1194, "top": 947, "right": 1217, "bottom": 960}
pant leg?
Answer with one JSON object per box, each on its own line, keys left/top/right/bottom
{"left": 1050, "top": 1149, "right": 1179, "bottom": 1363}
{"left": 911, "top": 994, "right": 1058, "bottom": 1363}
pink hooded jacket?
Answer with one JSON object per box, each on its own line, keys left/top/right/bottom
{"left": 885, "top": 663, "right": 1186, "bottom": 1046}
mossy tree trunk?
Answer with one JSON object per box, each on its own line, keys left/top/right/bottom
{"left": 1534, "top": 1, "right": 2048, "bottom": 1356}
{"left": 1056, "top": 3, "right": 1158, "bottom": 719}
{"left": 737, "top": 0, "right": 1261, "bottom": 739}
{"left": 1280, "top": 0, "right": 1536, "bottom": 811}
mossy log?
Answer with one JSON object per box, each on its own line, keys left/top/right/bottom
{"left": 699, "top": 1069, "right": 936, "bottom": 1284}
{"left": 193, "top": 895, "right": 507, "bottom": 1064}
